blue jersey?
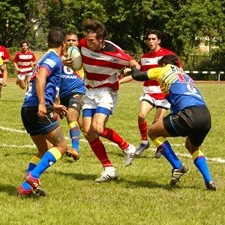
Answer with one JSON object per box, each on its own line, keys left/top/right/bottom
{"left": 22, "top": 50, "right": 62, "bottom": 107}
{"left": 59, "top": 66, "right": 85, "bottom": 99}
{"left": 146, "top": 64, "right": 206, "bottom": 114}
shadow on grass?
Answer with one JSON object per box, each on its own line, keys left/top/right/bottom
{"left": 52, "top": 171, "right": 97, "bottom": 181}
{"left": 122, "top": 179, "right": 192, "bottom": 191}
{"left": 0, "top": 99, "right": 23, "bottom": 103}
{"left": 110, "top": 151, "right": 155, "bottom": 159}
{"left": 0, "top": 184, "right": 18, "bottom": 196}
{"left": 52, "top": 170, "right": 196, "bottom": 191}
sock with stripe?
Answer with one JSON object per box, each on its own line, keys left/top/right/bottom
{"left": 21, "top": 156, "right": 40, "bottom": 190}
{"left": 192, "top": 149, "right": 213, "bottom": 183}
{"left": 153, "top": 137, "right": 182, "bottom": 169}
{"left": 30, "top": 147, "right": 62, "bottom": 179}
{"left": 69, "top": 121, "right": 81, "bottom": 153}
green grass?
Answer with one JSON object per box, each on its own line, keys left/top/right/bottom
{"left": 0, "top": 81, "right": 225, "bottom": 225}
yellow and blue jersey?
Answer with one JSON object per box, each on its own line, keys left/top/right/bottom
{"left": 147, "top": 64, "right": 206, "bottom": 113}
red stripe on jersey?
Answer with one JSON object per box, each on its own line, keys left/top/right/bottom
{"left": 14, "top": 51, "right": 36, "bottom": 74}
{"left": 140, "top": 47, "right": 182, "bottom": 99}
{"left": 80, "top": 39, "right": 133, "bottom": 89}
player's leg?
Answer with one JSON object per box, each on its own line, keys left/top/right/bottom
{"left": 183, "top": 106, "right": 217, "bottom": 190}
{"left": 149, "top": 117, "right": 188, "bottom": 186}
{"left": 30, "top": 127, "right": 67, "bottom": 178}
{"left": 17, "top": 137, "right": 53, "bottom": 197}
{"left": 83, "top": 109, "right": 117, "bottom": 182}
{"left": 0, "top": 83, "right": 2, "bottom": 99}
{"left": 96, "top": 89, "right": 135, "bottom": 166}
{"left": 152, "top": 106, "right": 169, "bottom": 158}
{"left": 18, "top": 106, "right": 67, "bottom": 196}
{"left": 135, "top": 95, "right": 153, "bottom": 156}
{"left": 65, "top": 94, "right": 83, "bottom": 159}
{"left": 185, "top": 137, "right": 217, "bottom": 190}
{"left": 17, "top": 74, "right": 26, "bottom": 89}
{"left": 25, "top": 74, "right": 31, "bottom": 92}
{"left": 24, "top": 127, "right": 67, "bottom": 195}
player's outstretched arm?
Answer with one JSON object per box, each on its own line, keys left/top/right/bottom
{"left": 130, "top": 66, "right": 149, "bottom": 81}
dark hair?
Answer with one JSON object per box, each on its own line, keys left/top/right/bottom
{"left": 145, "top": 29, "right": 163, "bottom": 40}
{"left": 158, "top": 54, "right": 179, "bottom": 67}
{"left": 20, "top": 40, "right": 29, "bottom": 47}
{"left": 66, "top": 30, "right": 77, "bottom": 36}
{"left": 48, "top": 27, "right": 65, "bottom": 48}
{"left": 82, "top": 19, "right": 108, "bottom": 39}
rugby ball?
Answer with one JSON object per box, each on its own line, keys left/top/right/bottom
{"left": 67, "top": 46, "right": 82, "bottom": 71}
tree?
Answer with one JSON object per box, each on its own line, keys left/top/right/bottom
{"left": 1, "top": 0, "right": 225, "bottom": 69}
{"left": 0, "top": 0, "right": 27, "bottom": 46}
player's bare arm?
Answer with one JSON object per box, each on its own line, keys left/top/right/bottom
{"left": 36, "top": 68, "right": 48, "bottom": 118}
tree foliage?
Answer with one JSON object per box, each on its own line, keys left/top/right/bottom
{"left": 1, "top": 0, "right": 225, "bottom": 70}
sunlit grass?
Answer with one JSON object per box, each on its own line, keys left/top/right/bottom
{"left": 0, "top": 81, "right": 225, "bottom": 225}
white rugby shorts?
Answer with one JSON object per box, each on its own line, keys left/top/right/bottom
{"left": 83, "top": 87, "right": 118, "bottom": 113}
{"left": 139, "top": 93, "right": 170, "bottom": 109}
{"left": 18, "top": 72, "right": 33, "bottom": 80}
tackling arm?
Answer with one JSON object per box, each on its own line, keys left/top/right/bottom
{"left": 130, "top": 66, "right": 149, "bottom": 81}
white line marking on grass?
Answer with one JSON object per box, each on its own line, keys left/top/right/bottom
{"left": 0, "top": 126, "right": 26, "bottom": 133}
{"left": 1, "top": 126, "right": 225, "bottom": 164}
{"left": 0, "top": 144, "right": 35, "bottom": 148}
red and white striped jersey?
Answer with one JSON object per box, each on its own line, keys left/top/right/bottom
{"left": 140, "top": 47, "right": 182, "bottom": 100}
{"left": 0, "top": 45, "right": 11, "bottom": 76}
{"left": 80, "top": 38, "right": 132, "bottom": 90}
{"left": 14, "top": 51, "right": 36, "bottom": 75}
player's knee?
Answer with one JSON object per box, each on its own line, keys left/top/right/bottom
{"left": 185, "top": 141, "right": 198, "bottom": 154}
{"left": 148, "top": 128, "right": 155, "bottom": 140}
{"left": 56, "top": 142, "right": 68, "bottom": 154}
{"left": 138, "top": 112, "right": 147, "bottom": 121}
{"left": 95, "top": 125, "right": 104, "bottom": 134}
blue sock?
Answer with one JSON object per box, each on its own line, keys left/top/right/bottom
{"left": 160, "top": 141, "right": 182, "bottom": 169}
{"left": 70, "top": 122, "right": 81, "bottom": 153}
{"left": 22, "top": 156, "right": 40, "bottom": 190}
{"left": 194, "top": 154, "right": 213, "bottom": 183}
{"left": 30, "top": 148, "right": 61, "bottom": 179}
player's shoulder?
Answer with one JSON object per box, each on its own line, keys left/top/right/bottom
{"left": 41, "top": 51, "right": 61, "bottom": 67}
{"left": 159, "top": 47, "right": 175, "bottom": 55}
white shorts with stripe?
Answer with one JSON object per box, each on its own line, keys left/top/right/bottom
{"left": 83, "top": 87, "right": 118, "bottom": 113}
{"left": 139, "top": 93, "right": 170, "bottom": 109}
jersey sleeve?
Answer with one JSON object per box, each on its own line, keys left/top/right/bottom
{"left": 13, "top": 53, "right": 19, "bottom": 63}
{"left": 147, "top": 67, "right": 162, "bottom": 80}
{"left": 0, "top": 56, "right": 3, "bottom": 66}
{"left": 32, "top": 53, "right": 37, "bottom": 62}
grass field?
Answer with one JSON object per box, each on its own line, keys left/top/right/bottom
{"left": 0, "top": 80, "right": 225, "bottom": 225}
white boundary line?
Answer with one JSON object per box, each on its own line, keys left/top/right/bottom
{"left": 1, "top": 126, "right": 224, "bottom": 164}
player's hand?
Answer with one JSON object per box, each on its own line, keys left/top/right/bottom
{"left": 62, "top": 56, "right": 73, "bottom": 67}
{"left": 123, "top": 68, "right": 132, "bottom": 76}
{"left": 130, "top": 66, "right": 149, "bottom": 81}
{"left": 53, "top": 104, "right": 68, "bottom": 116}
{"left": 0, "top": 79, "right": 6, "bottom": 87}
{"left": 37, "top": 103, "right": 47, "bottom": 118}
{"left": 2, "top": 80, "right": 7, "bottom": 87}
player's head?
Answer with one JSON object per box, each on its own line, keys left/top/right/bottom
{"left": 48, "top": 27, "right": 65, "bottom": 48}
{"left": 20, "top": 40, "right": 30, "bottom": 52}
{"left": 145, "top": 29, "right": 162, "bottom": 52}
{"left": 65, "top": 31, "right": 79, "bottom": 48}
{"left": 82, "top": 19, "right": 108, "bottom": 51}
{"left": 158, "top": 54, "right": 179, "bottom": 67}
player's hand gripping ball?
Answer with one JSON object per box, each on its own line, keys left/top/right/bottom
{"left": 67, "top": 46, "right": 82, "bottom": 71}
